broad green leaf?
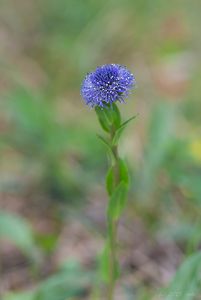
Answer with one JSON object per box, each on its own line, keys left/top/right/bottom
{"left": 107, "top": 181, "right": 128, "bottom": 220}
{"left": 0, "top": 211, "right": 37, "bottom": 258}
{"left": 164, "top": 252, "right": 201, "bottom": 300}
{"left": 112, "top": 115, "right": 138, "bottom": 146}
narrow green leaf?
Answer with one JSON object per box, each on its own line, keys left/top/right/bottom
{"left": 107, "top": 182, "right": 129, "bottom": 220}
{"left": 95, "top": 107, "right": 111, "bottom": 132}
{"left": 95, "top": 104, "right": 121, "bottom": 132}
{"left": 97, "top": 134, "right": 111, "bottom": 149}
{"left": 99, "top": 242, "right": 119, "bottom": 283}
{"left": 110, "top": 103, "right": 121, "bottom": 129}
{"left": 121, "top": 114, "right": 138, "bottom": 128}
{"left": 97, "top": 134, "right": 115, "bottom": 164}
{"left": 106, "top": 167, "right": 115, "bottom": 196}
{"left": 112, "top": 114, "right": 138, "bottom": 146}
{"left": 119, "top": 159, "right": 129, "bottom": 185}
{"left": 107, "top": 217, "right": 114, "bottom": 244}
{"left": 99, "top": 243, "right": 110, "bottom": 282}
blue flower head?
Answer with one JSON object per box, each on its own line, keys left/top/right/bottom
{"left": 81, "top": 64, "right": 135, "bottom": 108}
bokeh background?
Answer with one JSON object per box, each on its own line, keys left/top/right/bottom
{"left": 0, "top": 0, "right": 201, "bottom": 299}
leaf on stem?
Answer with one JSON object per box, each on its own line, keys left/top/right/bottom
{"left": 107, "top": 181, "right": 129, "bottom": 221}
{"left": 97, "top": 134, "right": 115, "bottom": 164}
{"left": 95, "top": 104, "right": 121, "bottom": 132}
{"left": 99, "top": 242, "right": 120, "bottom": 283}
{"left": 110, "top": 103, "right": 121, "bottom": 129}
{"left": 112, "top": 114, "right": 138, "bottom": 146}
{"left": 95, "top": 106, "right": 111, "bottom": 132}
{"left": 106, "top": 167, "right": 115, "bottom": 196}
{"left": 106, "top": 159, "right": 129, "bottom": 219}
{"left": 119, "top": 158, "right": 129, "bottom": 185}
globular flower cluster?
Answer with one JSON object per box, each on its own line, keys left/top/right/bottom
{"left": 81, "top": 64, "right": 135, "bottom": 108}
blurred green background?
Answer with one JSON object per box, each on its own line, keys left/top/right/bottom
{"left": 0, "top": 0, "right": 201, "bottom": 299}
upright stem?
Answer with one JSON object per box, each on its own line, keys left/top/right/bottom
{"left": 107, "top": 220, "right": 117, "bottom": 300}
{"left": 107, "top": 128, "right": 120, "bottom": 300}
{"left": 95, "top": 104, "right": 130, "bottom": 299}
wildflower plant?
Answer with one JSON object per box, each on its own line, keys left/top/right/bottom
{"left": 81, "top": 64, "right": 136, "bottom": 299}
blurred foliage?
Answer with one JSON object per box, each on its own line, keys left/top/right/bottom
{"left": 0, "top": 211, "right": 38, "bottom": 259}
{"left": 0, "top": 0, "right": 201, "bottom": 299}
{"left": 3, "top": 261, "right": 93, "bottom": 300}
{"left": 1, "top": 85, "right": 106, "bottom": 201}
{"left": 164, "top": 252, "right": 201, "bottom": 300}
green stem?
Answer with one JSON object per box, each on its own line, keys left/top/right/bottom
{"left": 96, "top": 103, "right": 132, "bottom": 299}
{"left": 107, "top": 219, "right": 117, "bottom": 300}
{"left": 107, "top": 128, "right": 120, "bottom": 300}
